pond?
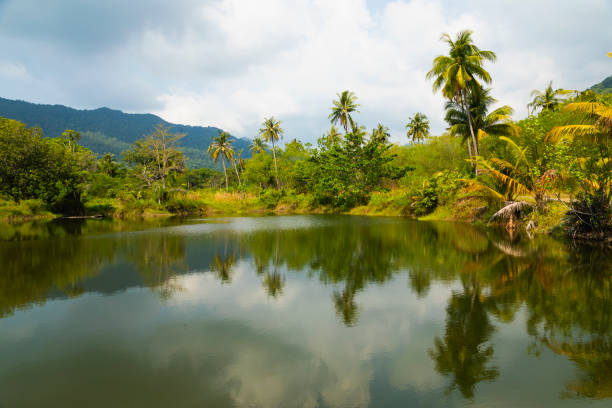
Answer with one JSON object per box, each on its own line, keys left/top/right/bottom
{"left": 0, "top": 215, "right": 610, "bottom": 407}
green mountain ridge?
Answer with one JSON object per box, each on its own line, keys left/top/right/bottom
{"left": 0, "top": 97, "right": 251, "bottom": 168}
{"left": 589, "top": 75, "right": 612, "bottom": 94}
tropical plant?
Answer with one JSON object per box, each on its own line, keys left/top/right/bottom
{"left": 547, "top": 100, "right": 612, "bottom": 236}
{"left": 445, "top": 86, "right": 517, "bottom": 157}
{"left": 207, "top": 131, "right": 235, "bottom": 190}
{"left": 372, "top": 123, "right": 391, "bottom": 143}
{"left": 329, "top": 90, "right": 360, "bottom": 133}
{"left": 259, "top": 117, "right": 284, "bottom": 188}
{"left": 249, "top": 136, "right": 268, "bottom": 155}
{"left": 426, "top": 30, "right": 497, "bottom": 157}
{"left": 527, "top": 81, "right": 573, "bottom": 115}
{"left": 406, "top": 112, "right": 430, "bottom": 144}
{"left": 325, "top": 125, "right": 343, "bottom": 145}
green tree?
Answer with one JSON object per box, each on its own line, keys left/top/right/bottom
{"left": 527, "top": 81, "right": 573, "bottom": 115}
{"left": 207, "top": 131, "right": 235, "bottom": 190}
{"left": 259, "top": 117, "right": 284, "bottom": 188}
{"left": 249, "top": 136, "right": 268, "bottom": 154}
{"left": 0, "top": 117, "right": 89, "bottom": 213}
{"left": 445, "top": 86, "right": 516, "bottom": 158}
{"left": 372, "top": 123, "right": 391, "bottom": 144}
{"left": 123, "top": 124, "right": 185, "bottom": 202}
{"left": 325, "top": 125, "right": 343, "bottom": 145}
{"left": 427, "top": 30, "right": 497, "bottom": 158}
{"left": 329, "top": 90, "right": 360, "bottom": 133}
{"left": 406, "top": 112, "right": 430, "bottom": 144}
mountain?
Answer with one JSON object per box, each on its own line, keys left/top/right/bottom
{"left": 0, "top": 97, "right": 251, "bottom": 168}
{"left": 589, "top": 75, "right": 612, "bottom": 94}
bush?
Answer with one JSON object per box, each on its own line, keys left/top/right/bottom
{"left": 564, "top": 190, "right": 612, "bottom": 239}
{"left": 258, "top": 189, "right": 284, "bottom": 209}
{"left": 165, "top": 196, "right": 204, "bottom": 215}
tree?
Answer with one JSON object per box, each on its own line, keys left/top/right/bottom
{"left": 325, "top": 125, "right": 343, "bottom": 145}
{"left": 445, "top": 86, "right": 517, "bottom": 157}
{"left": 249, "top": 136, "right": 268, "bottom": 155}
{"left": 372, "top": 123, "right": 391, "bottom": 144}
{"left": 329, "top": 90, "right": 360, "bottom": 133}
{"left": 61, "top": 129, "right": 81, "bottom": 152}
{"left": 207, "top": 131, "right": 235, "bottom": 190}
{"left": 123, "top": 124, "right": 186, "bottom": 202}
{"left": 406, "top": 112, "right": 430, "bottom": 144}
{"left": 259, "top": 117, "right": 284, "bottom": 188}
{"left": 527, "top": 81, "right": 573, "bottom": 114}
{"left": 427, "top": 30, "right": 497, "bottom": 157}
{"left": 0, "top": 117, "right": 89, "bottom": 213}
{"left": 547, "top": 100, "right": 612, "bottom": 236}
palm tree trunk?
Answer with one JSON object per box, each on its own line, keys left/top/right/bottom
{"left": 232, "top": 159, "right": 241, "bottom": 185}
{"left": 222, "top": 158, "right": 228, "bottom": 191}
{"left": 461, "top": 88, "right": 479, "bottom": 157}
{"left": 466, "top": 136, "right": 473, "bottom": 159}
{"left": 272, "top": 139, "right": 280, "bottom": 189}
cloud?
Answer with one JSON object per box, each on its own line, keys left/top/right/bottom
{"left": 0, "top": 0, "right": 610, "bottom": 143}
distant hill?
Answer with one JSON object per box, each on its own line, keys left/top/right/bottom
{"left": 589, "top": 75, "right": 612, "bottom": 94}
{"left": 0, "top": 97, "right": 251, "bottom": 168}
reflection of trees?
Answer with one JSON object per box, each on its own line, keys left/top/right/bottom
{"left": 0, "top": 223, "right": 116, "bottom": 317}
{"left": 333, "top": 284, "right": 359, "bottom": 326}
{"left": 210, "top": 253, "right": 236, "bottom": 284}
{"left": 429, "top": 283, "right": 499, "bottom": 399}
{"left": 125, "top": 232, "right": 187, "bottom": 299}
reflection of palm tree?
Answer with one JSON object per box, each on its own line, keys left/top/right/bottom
{"left": 429, "top": 286, "right": 499, "bottom": 399}
{"left": 263, "top": 271, "right": 285, "bottom": 298}
{"left": 333, "top": 285, "right": 359, "bottom": 326}
{"left": 210, "top": 253, "right": 236, "bottom": 284}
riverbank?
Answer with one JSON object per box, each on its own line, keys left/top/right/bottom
{"left": 1, "top": 188, "right": 583, "bottom": 239}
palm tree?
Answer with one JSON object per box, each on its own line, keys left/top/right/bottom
{"left": 207, "top": 131, "right": 234, "bottom": 190}
{"left": 249, "top": 136, "right": 268, "bottom": 154}
{"left": 406, "top": 112, "right": 430, "bottom": 144}
{"left": 426, "top": 30, "right": 497, "bottom": 157}
{"left": 325, "top": 125, "right": 343, "bottom": 145}
{"left": 259, "top": 117, "right": 284, "bottom": 188}
{"left": 527, "top": 81, "right": 572, "bottom": 114}
{"left": 329, "top": 90, "right": 360, "bottom": 133}
{"left": 445, "top": 86, "right": 517, "bottom": 157}
{"left": 372, "top": 123, "right": 391, "bottom": 143}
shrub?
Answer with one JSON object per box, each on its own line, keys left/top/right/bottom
{"left": 564, "top": 189, "right": 612, "bottom": 239}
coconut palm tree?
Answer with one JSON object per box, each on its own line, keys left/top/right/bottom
{"left": 445, "top": 86, "right": 517, "bottom": 158}
{"left": 406, "top": 113, "right": 430, "bottom": 144}
{"left": 527, "top": 81, "right": 573, "bottom": 114}
{"left": 426, "top": 30, "right": 497, "bottom": 157}
{"left": 372, "top": 123, "right": 391, "bottom": 143}
{"left": 207, "top": 131, "right": 234, "bottom": 190}
{"left": 249, "top": 136, "right": 268, "bottom": 154}
{"left": 259, "top": 117, "right": 284, "bottom": 188}
{"left": 325, "top": 125, "right": 343, "bottom": 145}
{"left": 329, "top": 90, "right": 360, "bottom": 133}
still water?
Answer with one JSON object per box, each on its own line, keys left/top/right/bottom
{"left": 0, "top": 216, "right": 610, "bottom": 407}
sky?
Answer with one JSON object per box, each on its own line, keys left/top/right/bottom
{"left": 0, "top": 0, "right": 610, "bottom": 144}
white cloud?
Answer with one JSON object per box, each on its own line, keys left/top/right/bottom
{"left": 0, "top": 0, "right": 610, "bottom": 143}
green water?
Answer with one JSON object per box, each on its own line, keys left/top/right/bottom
{"left": 0, "top": 216, "right": 610, "bottom": 407}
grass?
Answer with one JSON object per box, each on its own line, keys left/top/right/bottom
{"left": 0, "top": 199, "right": 55, "bottom": 222}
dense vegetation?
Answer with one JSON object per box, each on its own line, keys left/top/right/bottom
{"left": 0, "top": 31, "right": 610, "bottom": 239}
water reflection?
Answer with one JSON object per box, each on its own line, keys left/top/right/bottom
{"left": 0, "top": 216, "right": 610, "bottom": 406}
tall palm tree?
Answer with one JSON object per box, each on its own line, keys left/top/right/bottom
{"left": 445, "top": 86, "right": 517, "bottom": 157}
{"left": 207, "top": 131, "right": 234, "bottom": 190}
{"left": 527, "top": 81, "right": 572, "bottom": 114}
{"left": 259, "top": 117, "right": 284, "bottom": 188}
{"left": 249, "top": 136, "right": 268, "bottom": 154}
{"left": 329, "top": 90, "right": 360, "bottom": 133}
{"left": 426, "top": 30, "right": 497, "bottom": 157}
{"left": 372, "top": 123, "right": 391, "bottom": 143}
{"left": 406, "top": 112, "right": 430, "bottom": 144}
